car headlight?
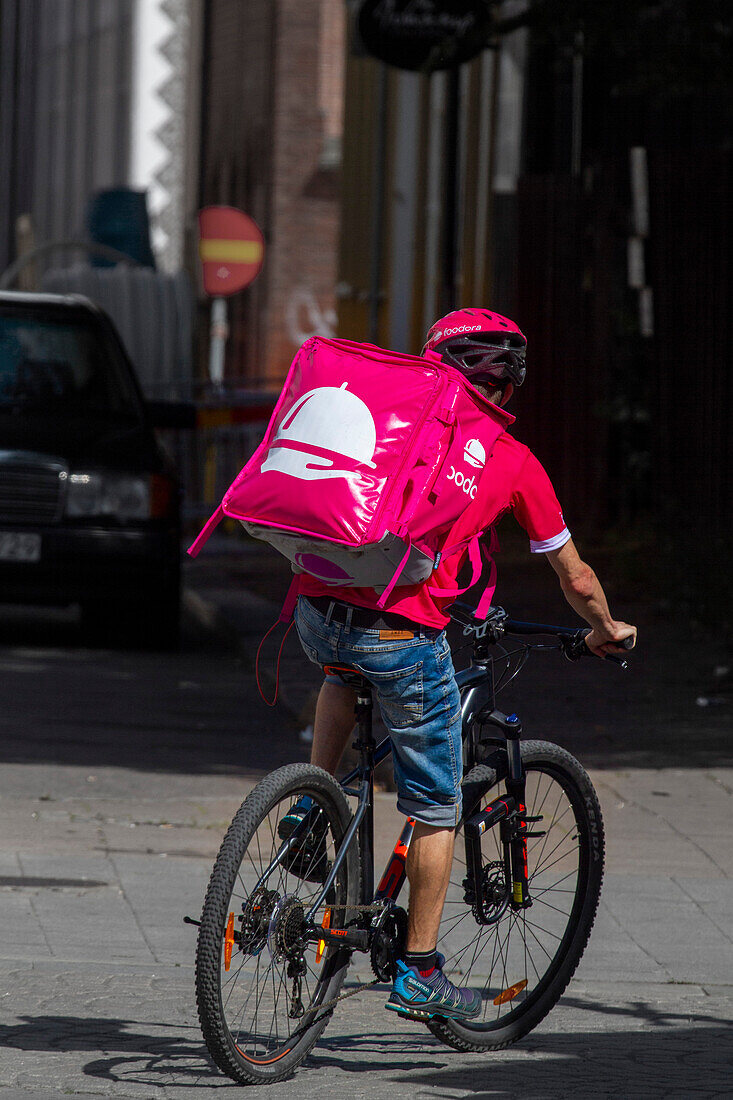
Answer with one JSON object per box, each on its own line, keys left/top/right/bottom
{"left": 66, "top": 472, "right": 151, "bottom": 520}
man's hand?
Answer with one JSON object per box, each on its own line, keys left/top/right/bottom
{"left": 546, "top": 540, "right": 638, "bottom": 655}
{"left": 583, "top": 623, "right": 637, "bottom": 658}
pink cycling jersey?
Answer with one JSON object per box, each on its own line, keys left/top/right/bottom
{"left": 299, "top": 433, "right": 571, "bottom": 629}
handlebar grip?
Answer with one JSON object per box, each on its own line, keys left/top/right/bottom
{"left": 565, "top": 629, "right": 633, "bottom": 667}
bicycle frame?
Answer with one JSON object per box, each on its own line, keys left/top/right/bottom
{"left": 301, "top": 645, "right": 533, "bottom": 951}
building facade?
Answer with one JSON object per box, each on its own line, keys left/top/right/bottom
{"left": 0, "top": 0, "right": 199, "bottom": 278}
{"left": 198, "top": 0, "right": 346, "bottom": 388}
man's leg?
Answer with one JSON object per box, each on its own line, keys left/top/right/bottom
{"left": 310, "top": 680, "right": 355, "bottom": 774}
{"left": 311, "top": 684, "right": 457, "bottom": 950}
{"left": 402, "top": 822, "right": 453, "bottom": 950}
{"left": 404, "top": 822, "right": 455, "bottom": 951}
{"left": 388, "top": 817, "right": 481, "bottom": 1019}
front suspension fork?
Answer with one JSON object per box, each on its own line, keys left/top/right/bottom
{"left": 503, "top": 714, "right": 531, "bottom": 909}
{"left": 464, "top": 712, "right": 533, "bottom": 920}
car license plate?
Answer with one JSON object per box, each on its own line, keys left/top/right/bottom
{"left": 0, "top": 532, "right": 42, "bottom": 562}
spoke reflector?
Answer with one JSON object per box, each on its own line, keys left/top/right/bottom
{"left": 493, "top": 979, "right": 528, "bottom": 1005}
{"left": 224, "top": 912, "right": 235, "bottom": 971}
{"left": 316, "top": 907, "right": 331, "bottom": 964}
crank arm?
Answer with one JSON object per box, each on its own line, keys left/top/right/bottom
{"left": 304, "top": 924, "right": 369, "bottom": 952}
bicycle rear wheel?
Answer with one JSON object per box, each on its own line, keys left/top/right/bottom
{"left": 429, "top": 740, "right": 604, "bottom": 1051}
{"left": 195, "top": 764, "right": 359, "bottom": 1084}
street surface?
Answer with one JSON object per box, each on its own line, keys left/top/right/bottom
{"left": 0, "top": 538, "right": 730, "bottom": 1098}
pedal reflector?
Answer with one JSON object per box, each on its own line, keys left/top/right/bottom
{"left": 316, "top": 907, "right": 331, "bottom": 964}
{"left": 493, "top": 979, "right": 528, "bottom": 1006}
{"left": 224, "top": 912, "right": 235, "bottom": 971}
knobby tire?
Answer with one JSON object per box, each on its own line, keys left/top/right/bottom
{"left": 195, "top": 763, "right": 360, "bottom": 1085}
{"left": 429, "top": 740, "right": 604, "bottom": 1051}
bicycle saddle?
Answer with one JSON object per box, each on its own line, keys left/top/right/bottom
{"left": 323, "top": 663, "right": 371, "bottom": 690}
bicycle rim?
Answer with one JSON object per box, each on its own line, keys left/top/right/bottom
{"left": 196, "top": 765, "right": 358, "bottom": 1083}
{"left": 432, "top": 743, "right": 603, "bottom": 1047}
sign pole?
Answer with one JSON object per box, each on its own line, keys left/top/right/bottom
{"left": 208, "top": 296, "right": 229, "bottom": 391}
{"left": 198, "top": 206, "right": 264, "bottom": 393}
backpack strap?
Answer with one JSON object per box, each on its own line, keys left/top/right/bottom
{"left": 473, "top": 528, "right": 500, "bottom": 620}
{"left": 375, "top": 537, "right": 413, "bottom": 609}
{"left": 427, "top": 527, "right": 500, "bottom": 619}
{"left": 279, "top": 575, "right": 301, "bottom": 622}
{"left": 426, "top": 533, "right": 483, "bottom": 599}
{"left": 187, "top": 504, "right": 225, "bottom": 558}
{"left": 255, "top": 575, "right": 301, "bottom": 708}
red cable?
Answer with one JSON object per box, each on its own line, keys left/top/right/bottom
{"left": 255, "top": 618, "right": 295, "bottom": 707}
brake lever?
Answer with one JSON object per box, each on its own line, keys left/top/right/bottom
{"left": 565, "top": 629, "right": 632, "bottom": 669}
{"left": 563, "top": 630, "right": 591, "bottom": 662}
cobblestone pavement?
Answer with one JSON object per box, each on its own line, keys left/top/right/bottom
{"left": 0, "top": 544, "right": 730, "bottom": 1098}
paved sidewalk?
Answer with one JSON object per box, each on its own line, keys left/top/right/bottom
{"left": 0, "top": 543, "right": 730, "bottom": 1098}
{"left": 1, "top": 764, "right": 730, "bottom": 1099}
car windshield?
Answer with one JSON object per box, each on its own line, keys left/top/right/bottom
{"left": 0, "top": 314, "right": 142, "bottom": 419}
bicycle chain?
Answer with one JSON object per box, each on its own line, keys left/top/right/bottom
{"left": 309, "top": 974, "right": 382, "bottom": 1021}
{"left": 317, "top": 902, "right": 385, "bottom": 912}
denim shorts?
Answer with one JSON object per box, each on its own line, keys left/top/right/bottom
{"left": 294, "top": 596, "right": 463, "bottom": 827}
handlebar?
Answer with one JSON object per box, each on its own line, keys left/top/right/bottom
{"left": 451, "top": 603, "right": 634, "bottom": 669}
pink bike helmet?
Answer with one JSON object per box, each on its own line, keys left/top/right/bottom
{"left": 422, "top": 308, "right": 527, "bottom": 398}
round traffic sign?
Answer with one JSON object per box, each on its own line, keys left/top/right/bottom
{"left": 198, "top": 206, "right": 265, "bottom": 296}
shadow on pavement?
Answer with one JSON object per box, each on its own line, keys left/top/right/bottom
{"left": 314, "top": 1018, "right": 731, "bottom": 1096}
{"left": 0, "top": 1015, "right": 221, "bottom": 1088}
{"left": 0, "top": 1008, "right": 730, "bottom": 1095}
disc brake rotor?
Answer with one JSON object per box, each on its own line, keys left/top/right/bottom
{"left": 479, "top": 860, "right": 510, "bottom": 923}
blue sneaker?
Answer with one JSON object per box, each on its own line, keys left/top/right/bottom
{"left": 386, "top": 954, "right": 482, "bottom": 1021}
{"left": 277, "top": 796, "right": 329, "bottom": 884}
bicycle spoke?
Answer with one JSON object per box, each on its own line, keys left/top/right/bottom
{"left": 514, "top": 913, "right": 543, "bottom": 983}
{"left": 521, "top": 916, "right": 562, "bottom": 953}
{"left": 531, "top": 893, "right": 574, "bottom": 919}
{"left": 529, "top": 820, "right": 576, "bottom": 876}
{"left": 529, "top": 845, "right": 579, "bottom": 882}
{"left": 529, "top": 786, "right": 564, "bottom": 877}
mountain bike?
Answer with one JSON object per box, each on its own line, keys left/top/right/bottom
{"left": 192, "top": 604, "right": 630, "bottom": 1084}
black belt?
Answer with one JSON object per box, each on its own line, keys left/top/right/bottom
{"left": 303, "top": 596, "right": 433, "bottom": 635}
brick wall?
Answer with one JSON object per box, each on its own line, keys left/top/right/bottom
{"left": 200, "top": 0, "right": 276, "bottom": 385}
{"left": 200, "top": 0, "right": 344, "bottom": 388}
{"left": 265, "top": 0, "right": 344, "bottom": 385}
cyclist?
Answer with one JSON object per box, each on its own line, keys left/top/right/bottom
{"left": 286, "top": 307, "right": 636, "bottom": 1022}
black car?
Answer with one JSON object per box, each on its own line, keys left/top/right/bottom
{"left": 0, "top": 291, "right": 188, "bottom": 645}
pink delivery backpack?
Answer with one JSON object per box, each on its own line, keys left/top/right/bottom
{"left": 188, "top": 336, "right": 508, "bottom": 614}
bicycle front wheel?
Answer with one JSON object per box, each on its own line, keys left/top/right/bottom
{"left": 195, "top": 764, "right": 359, "bottom": 1085}
{"left": 429, "top": 740, "right": 604, "bottom": 1051}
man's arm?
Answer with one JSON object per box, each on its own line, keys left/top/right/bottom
{"left": 545, "top": 539, "right": 637, "bottom": 657}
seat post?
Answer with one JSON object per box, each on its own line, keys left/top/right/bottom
{"left": 353, "top": 684, "right": 375, "bottom": 904}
